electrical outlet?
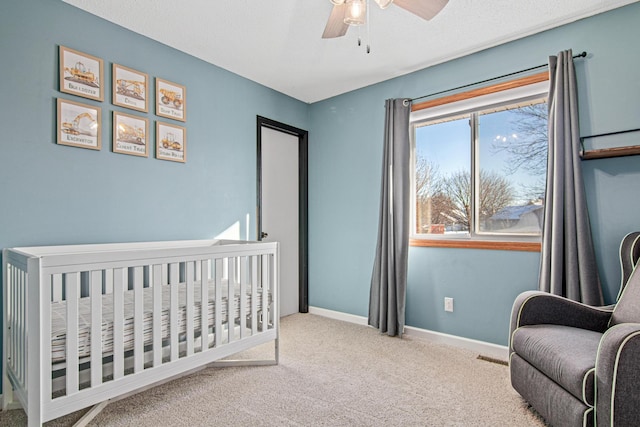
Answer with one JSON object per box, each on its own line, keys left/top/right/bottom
{"left": 444, "top": 297, "right": 454, "bottom": 312}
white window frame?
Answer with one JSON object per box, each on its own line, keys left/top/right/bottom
{"left": 410, "top": 79, "right": 549, "bottom": 244}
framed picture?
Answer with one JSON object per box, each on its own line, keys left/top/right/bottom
{"left": 112, "top": 64, "right": 148, "bottom": 112}
{"left": 113, "top": 111, "right": 149, "bottom": 157}
{"left": 156, "top": 121, "right": 186, "bottom": 163}
{"left": 57, "top": 98, "right": 101, "bottom": 150}
{"left": 59, "top": 46, "right": 104, "bottom": 101}
{"left": 156, "top": 78, "right": 186, "bottom": 122}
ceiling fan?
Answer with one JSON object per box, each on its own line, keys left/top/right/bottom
{"left": 322, "top": 0, "right": 449, "bottom": 39}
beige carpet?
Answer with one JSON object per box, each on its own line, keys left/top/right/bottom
{"left": 0, "top": 314, "right": 546, "bottom": 426}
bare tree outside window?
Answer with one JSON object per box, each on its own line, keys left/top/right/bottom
{"left": 440, "top": 169, "right": 515, "bottom": 231}
{"left": 490, "top": 102, "right": 548, "bottom": 199}
{"left": 415, "top": 159, "right": 515, "bottom": 234}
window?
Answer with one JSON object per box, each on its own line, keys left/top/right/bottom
{"left": 410, "top": 75, "right": 548, "bottom": 244}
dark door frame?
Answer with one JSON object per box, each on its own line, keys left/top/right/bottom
{"left": 256, "top": 116, "right": 309, "bottom": 313}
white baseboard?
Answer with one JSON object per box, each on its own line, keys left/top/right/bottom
{"left": 308, "top": 306, "right": 508, "bottom": 362}
{"left": 403, "top": 325, "right": 508, "bottom": 361}
{"left": 308, "top": 306, "right": 369, "bottom": 326}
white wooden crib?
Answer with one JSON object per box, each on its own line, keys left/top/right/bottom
{"left": 2, "top": 239, "right": 279, "bottom": 426}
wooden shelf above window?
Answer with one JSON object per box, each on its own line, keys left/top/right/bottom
{"left": 580, "top": 128, "right": 640, "bottom": 160}
{"left": 410, "top": 238, "right": 541, "bottom": 252}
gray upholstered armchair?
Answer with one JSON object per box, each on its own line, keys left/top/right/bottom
{"left": 509, "top": 232, "right": 640, "bottom": 427}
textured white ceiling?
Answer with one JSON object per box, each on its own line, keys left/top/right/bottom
{"left": 62, "top": 0, "right": 638, "bottom": 103}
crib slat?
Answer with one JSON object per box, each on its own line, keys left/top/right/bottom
{"left": 19, "top": 269, "right": 28, "bottom": 388}
{"left": 251, "top": 256, "right": 258, "bottom": 334}
{"left": 12, "top": 268, "right": 19, "bottom": 384}
{"left": 153, "top": 264, "right": 163, "bottom": 367}
{"left": 113, "top": 268, "right": 125, "bottom": 380}
{"left": 200, "top": 260, "right": 209, "bottom": 351}
{"left": 14, "top": 269, "right": 19, "bottom": 383}
{"left": 22, "top": 269, "right": 27, "bottom": 383}
{"left": 133, "top": 266, "right": 144, "bottom": 372}
{"left": 52, "top": 273, "right": 62, "bottom": 302}
{"left": 7, "top": 267, "right": 13, "bottom": 383}
{"left": 66, "top": 272, "right": 80, "bottom": 395}
{"left": 13, "top": 274, "right": 28, "bottom": 381}
{"left": 90, "top": 270, "right": 103, "bottom": 387}
{"left": 215, "top": 259, "right": 223, "bottom": 348}
{"left": 228, "top": 257, "right": 235, "bottom": 343}
{"left": 104, "top": 269, "right": 113, "bottom": 295}
{"left": 270, "top": 253, "right": 277, "bottom": 326}
{"left": 186, "top": 262, "right": 195, "bottom": 356}
{"left": 170, "top": 263, "right": 179, "bottom": 361}
{"left": 6, "top": 266, "right": 12, "bottom": 381}
{"left": 41, "top": 272, "right": 52, "bottom": 408}
{"left": 262, "top": 255, "right": 269, "bottom": 332}
{"left": 240, "top": 256, "right": 247, "bottom": 339}
{"left": 11, "top": 268, "right": 15, "bottom": 381}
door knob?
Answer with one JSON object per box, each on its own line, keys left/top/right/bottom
{"left": 260, "top": 231, "right": 269, "bottom": 239}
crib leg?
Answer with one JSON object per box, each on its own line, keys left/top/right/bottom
{"left": 73, "top": 400, "right": 110, "bottom": 427}
{"left": 208, "top": 337, "right": 279, "bottom": 368}
{"left": 1, "top": 374, "right": 21, "bottom": 410}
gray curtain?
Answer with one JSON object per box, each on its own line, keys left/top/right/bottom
{"left": 539, "top": 50, "right": 604, "bottom": 305}
{"left": 368, "top": 98, "right": 411, "bottom": 336}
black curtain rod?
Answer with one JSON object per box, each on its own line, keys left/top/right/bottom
{"left": 407, "top": 51, "right": 587, "bottom": 105}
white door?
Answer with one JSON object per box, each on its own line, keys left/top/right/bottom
{"left": 260, "top": 126, "right": 299, "bottom": 317}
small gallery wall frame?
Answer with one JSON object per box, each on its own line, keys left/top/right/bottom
{"left": 156, "top": 78, "right": 186, "bottom": 122}
{"left": 59, "top": 45, "right": 104, "bottom": 101}
{"left": 57, "top": 98, "right": 102, "bottom": 150}
{"left": 113, "top": 64, "right": 148, "bottom": 113}
{"left": 113, "top": 111, "right": 149, "bottom": 157}
{"left": 156, "top": 121, "right": 186, "bottom": 163}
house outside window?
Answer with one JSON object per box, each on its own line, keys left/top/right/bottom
{"left": 410, "top": 75, "right": 549, "bottom": 245}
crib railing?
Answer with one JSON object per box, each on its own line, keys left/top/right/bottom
{"left": 3, "top": 239, "right": 278, "bottom": 426}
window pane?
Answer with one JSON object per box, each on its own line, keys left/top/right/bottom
{"left": 415, "top": 117, "right": 470, "bottom": 235}
{"left": 477, "top": 102, "right": 547, "bottom": 235}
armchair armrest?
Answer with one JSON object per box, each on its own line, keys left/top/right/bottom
{"left": 595, "top": 323, "right": 640, "bottom": 427}
{"left": 510, "top": 291, "right": 613, "bottom": 345}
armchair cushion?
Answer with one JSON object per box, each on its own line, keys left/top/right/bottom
{"left": 511, "top": 324, "right": 601, "bottom": 406}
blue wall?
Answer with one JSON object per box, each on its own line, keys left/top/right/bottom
{"left": 0, "top": 0, "right": 308, "bottom": 251}
{"left": 309, "top": 3, "right": 640, "bottom": 345}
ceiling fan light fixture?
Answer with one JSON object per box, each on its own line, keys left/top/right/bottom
{"left": 344, "top": 0, "right": 366, "bottom": 26}
{"left": 330, "top": 0, "right": 345, "bottom": 5}
{"left": 374, "top": 0, "right": 393, "bottom": 9}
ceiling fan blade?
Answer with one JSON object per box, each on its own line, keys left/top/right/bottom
{"left": 322, "top": 4, "right": 349, "bottom": 38}
{"left": 393, "top": 0, "right": 449, "bottom": 21}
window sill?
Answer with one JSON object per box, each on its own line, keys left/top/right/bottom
{"left": 410, "top": 238, "right": 541, "bottom": 252}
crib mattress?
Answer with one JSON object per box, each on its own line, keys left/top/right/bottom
{"left": 50, "top": 281, "right": 269, "bottom": 363}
